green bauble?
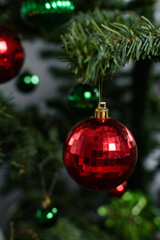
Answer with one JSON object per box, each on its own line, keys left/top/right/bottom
{"left": 16, "top": 71, "right": 39, "bottom": 93}
{"left": 21, "top": 0, "right": 75, "bottom": 29}
{"left": 36, "top": 205, "right": 58, "bottom": 227}
{"left": 68, "top": 83, "right": 99, "bottom": 112}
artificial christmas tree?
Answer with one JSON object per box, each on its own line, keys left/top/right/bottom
{"left": 0, "top": 0, "right": 160, "bottom": 240}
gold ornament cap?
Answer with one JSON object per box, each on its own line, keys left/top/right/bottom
{"left": 95, "top": 102, "right": 109, "bottom": 119}
{"left": 42, "top": 196, "right": 51, "bottom": 209}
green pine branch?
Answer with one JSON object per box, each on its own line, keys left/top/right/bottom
{"left": 61, "top": 9, "right": 160, "bottom": 84}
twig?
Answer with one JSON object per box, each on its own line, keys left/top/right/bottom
{"left": 10, "top": 222, "right": 14, "bottom": 240}
{"left": 48, "top": 173, "right": 59, "bottom": 197}
{"left": 21, "top": 229, "right": 40, "bottom": 240}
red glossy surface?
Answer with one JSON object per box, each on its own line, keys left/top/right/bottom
{"left": 0, "top": 26, "right": 24, "bottom": 84}
{"left": 108, "top": 181, "right": 127, "bottom": 197}
{"left": 63, "top": 117, "right": 138, "bottom": 190}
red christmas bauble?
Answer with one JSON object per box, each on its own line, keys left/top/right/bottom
{"left": 0, "top": 26, "right": 24, "bottom": 84}
{"left": 63, "top": 105, "right": 137, "bottom": 190}
{"left": 108, "top": 181, "right": 127, "bottom": 197}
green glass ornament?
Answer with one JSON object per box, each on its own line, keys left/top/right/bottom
{"left": 36, "top": 197, "right": 58, "bottom": 228}
{"left": 21, "top": 0, "right": 75, "bottom": 29}
{"left": 36, "top": 205, "right": 58, "bottom": 227}
{"left": 16, "top": 71, "right": 39, "bottom": 93}
{"left": 68, "top": 83, "right": 99, "bottom": 112}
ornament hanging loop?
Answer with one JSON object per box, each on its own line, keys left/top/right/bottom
{"left": 98, "top": 77, "right": 104, "bottom": 104}
{"left": 95, "top": 102, "right": 109, "bottom": 119}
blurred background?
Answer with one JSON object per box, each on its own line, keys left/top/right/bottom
{"left": 0, "top": 0, "right": 160, "bottom": 239}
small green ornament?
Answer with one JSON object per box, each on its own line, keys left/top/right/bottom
{"left": 16, "top": 71, "right": 39, "bottom": 93}
{"left": 36, "top": 197, "right": 58, "bottom": 228}
{"left": 21, "top": 0, "right": 75, "bottom": 30}
{"left": 68, "top": 83, "right": 99, "bottom": 112}
{"left": 36, "top": 205, "right": 58, "bottom": 227}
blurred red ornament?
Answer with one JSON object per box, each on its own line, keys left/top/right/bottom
{"left": 63, "top": 102, "right": 138, "bottom": 190}
{"left": 0, "top": 26, "right": 24, "bottom": 84}
{"left": 108, "top": 181, "right": 127, "bottom": 197}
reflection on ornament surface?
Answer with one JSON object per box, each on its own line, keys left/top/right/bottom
{"left": 109, "top": 181, "right": 127, "bottom": 197}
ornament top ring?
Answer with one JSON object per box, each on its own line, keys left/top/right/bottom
{"left": 63, "top": 102, "right": 138, "bottom": 190}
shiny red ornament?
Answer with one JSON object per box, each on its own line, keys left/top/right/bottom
{"left": 0, "top": 26, "right": 24, "bottom": 84}
{"left": 63, "top": 104, "right": 138, "bottom": 190}
{"left": 108, "top": 181, "right": 127, "bottom": 197}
